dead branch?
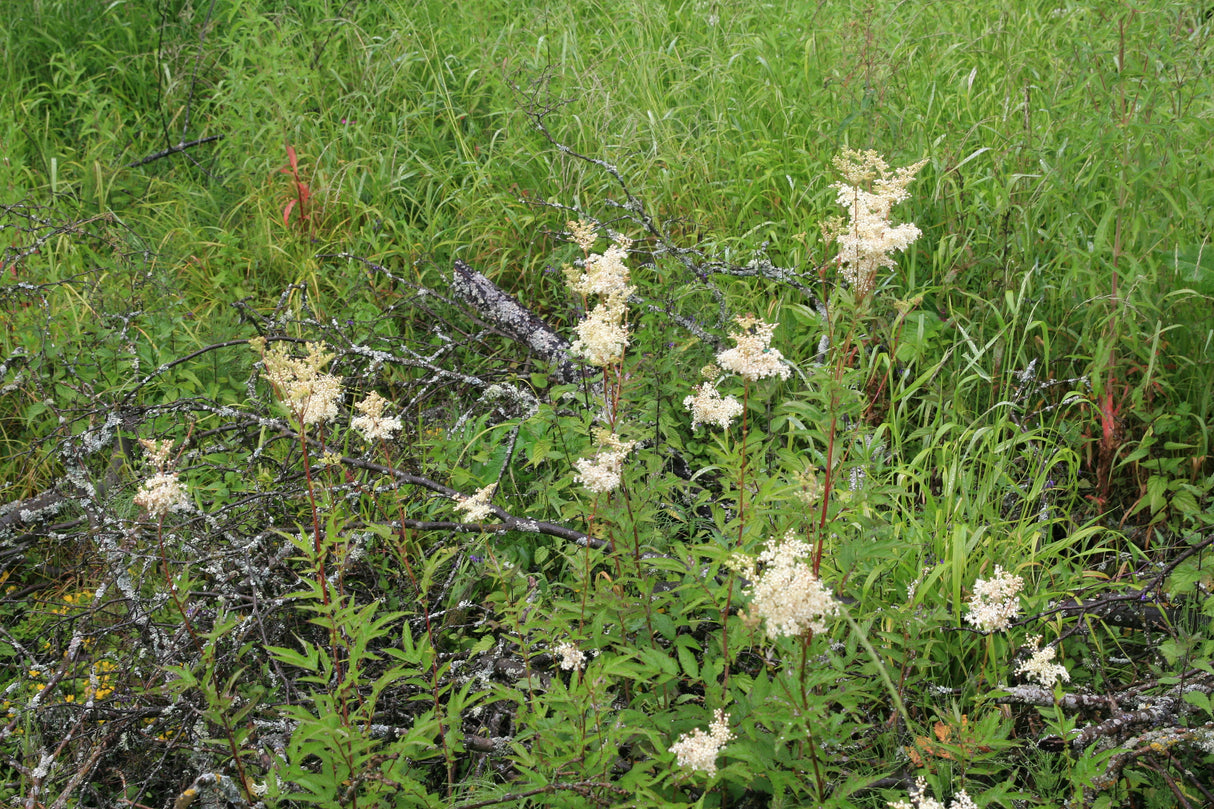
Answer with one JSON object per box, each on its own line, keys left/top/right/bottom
{"left": 125, "top": 135, "right": 224, "bottom": 169}
{"left": 450, "top": 259, "right": 587, "bottom": 384}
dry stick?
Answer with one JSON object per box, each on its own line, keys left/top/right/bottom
{"left": 124, "top": 135, "right": 225, "bottom": 169}
{"left": 450, "top": 259, "right": 584, "bottom": 384}
{"left": 187, "top": 403, "right": 606, "bottom": 549}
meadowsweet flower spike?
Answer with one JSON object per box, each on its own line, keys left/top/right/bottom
{"left": 716, "top": 315, "right": 790, "bottom": 382}
{"left": 683, "top": 381, "right": 744, "bottom": 430}
{"left": 669, "top": 709, "right": 733, "bottom": 776}
{"left": 553, "top": 641, "right": 586, "bottom": 671}
{"left": 139, "top": 438, "right": 175, "bottom": 470}
{"left": 565, "top": 241, "right": 635, "bottom": 368}
{"left": 134, "top": 472, "right": 190, "bottom": 519}
{"left": 573, "top": 429, "right": 637, "bottom": 495}
{"left": 964, "top": 565, "right": 1024, "bottom": 633}
{"left": 260, "top": 341, "right": 344, "bottom": 426}
{"left": 454, "top": 483, "right": 497, "bottom": 523}
{"left": 571, "top": 297, "right": 630, "bottom": 367}
{"left": 828, "top": 148, "right": 926, "bottom": 295}
{"left": 565, "top": 244, "right": 633, "bottom": 298}
{"left": 351, "top": 391, "right": 402, "bottom": 442}
{"left": 793, "top": 467, "right": 821, "bottom": 505}
{"left": 567, "top": 219, "right": 598, "bottom": 253}
{"left": 1016, "top": 635, "right": 1070, "bottom": 688}
{"left": 749, "top": 531, "right": 839, "bottom": 639}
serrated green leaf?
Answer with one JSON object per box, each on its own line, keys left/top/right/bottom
{"left": 1182, "top": 690, "right": 1211, "bottom": 715}
{"left": 676, "top": 644, "right": 699, "bottom": 679}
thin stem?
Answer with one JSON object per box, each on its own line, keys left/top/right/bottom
{"left": 814, "top": 410, "right": 837, "bottom": 578}
{"left": 621, "top": 481, "right": 658, "bottom": 650}
{"left": 736, "top": 380, "right": 751, "bottom": 548}
{"left": 799, "top": 631, "right": 826, "bottom": 800}
{"left": 298, "top": 428, "right": 330, "bottom": 607}
{"left": 722, "top": 385, "right": 751, "bottom": 693}
{"left": 719, "top": 577, "right": 735, "bottom": 693}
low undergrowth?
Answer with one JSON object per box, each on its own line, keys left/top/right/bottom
{"left": 2, "top": 2, "right": 1213, "bottom": 808}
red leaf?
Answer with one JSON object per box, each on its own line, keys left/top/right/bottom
{"left": 283, "top": 199, "right": 296, "bottom": 226}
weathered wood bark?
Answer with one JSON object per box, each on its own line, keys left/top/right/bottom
{"left": 450, "top": 260, "right": 587, "bottom": 384}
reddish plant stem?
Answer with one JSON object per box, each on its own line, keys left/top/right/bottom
{"left": 799, "top": 630, "right": 826, "bottom": 800}
{"left": 298, "top": 430, "right": 330, "bottom": 607}
{"left": 814, "top": 410, "right": 838, "bottom": 577}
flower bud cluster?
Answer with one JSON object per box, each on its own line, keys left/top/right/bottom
{"left": 255, "top": 339, "right": 344, "bottom": 427}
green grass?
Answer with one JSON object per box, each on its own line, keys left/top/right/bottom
{"left": 2, "top": 1, "right": 1213, "bottom": 807}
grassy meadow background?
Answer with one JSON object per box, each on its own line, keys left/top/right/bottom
{"left": 2, "top": 0, "right": 1213, "bottom": 807}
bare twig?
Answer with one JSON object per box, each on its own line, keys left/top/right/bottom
{"left": 125, "top": 135, "right": 224, "bottom": 169}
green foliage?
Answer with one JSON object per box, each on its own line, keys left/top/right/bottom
{"left": 3, "top": 0, "right": 1214, "bottom": 807}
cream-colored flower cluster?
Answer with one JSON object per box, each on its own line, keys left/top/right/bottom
{"left": 1016, "top": 635, "right": 1070, "bottom": 688}
{"left": 964, "top": 565, "right": 1023, "bottom": 633}
{"left": 683, "top": 381, "right": 744, "bottom": 430}
{"left": 553, "top": 641, "right": 586, "bottom": 671}
{"left": 669, "top": 709, "right": 733, "bottom": 776}
{"left": 351, "top": 391, "right": 402, "bottom": 442}
{"left": 715, "top": 315, "right": 791, "bottom": 383}
{"left": 454, "top": 483, "right": 497, "bottom": 523}
{"left": 827, "top": 149, "right": 926, "bottom": 295}
{"left": 573, "top": 429, "right": 637, "bottom": 495}
{"left": 682, "top": 318, "right": 788, "bottom": 430}
{"left": 564, "top": 224, "right": 635, "bottom": 368}
{"left": 254, "top": 339, "right": 343, "bottom": 427}
{"left": 564, "top": 241, "right": 632, "bottom": 298}
{"left": 570, "top": 301, "right": 631, "bottom": 367}
{"left": 133, "top": 438, "right": 190, "bottom": 519}
{"left": 140, "top": 438, "right": 175, "bottom": 469}
{"left": 745, "top": 532, "right": 839, "bottom": 639}
{"left": 888, "top": 777, "right": 977, "bottom": 809}
{"left": 567, "top": 219, "right": 598, "bottom": 253}
{"left": 134, "top": 472, "right": 190, "bottom": 519}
